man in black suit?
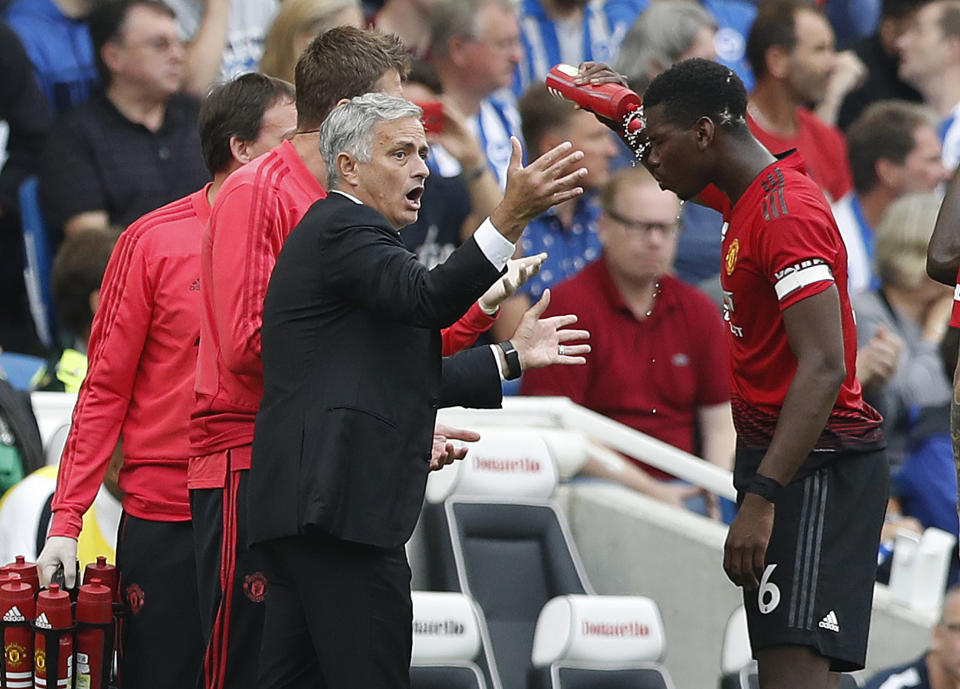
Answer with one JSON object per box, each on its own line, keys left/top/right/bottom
{"left": 250, "top": 92, "right": 591, "bottom": 689}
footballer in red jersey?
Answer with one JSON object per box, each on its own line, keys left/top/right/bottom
{"left": 637, "top": 58, "right": 888, "bottom": 689}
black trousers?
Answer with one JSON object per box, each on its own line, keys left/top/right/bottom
{"left": 115, "top": 514, "right": 204, "bottom": 689}
{"left": 257, "top": 534, "right": 412, "bottom": 689}
{"left": 191, "top": 466, "right": 268, "bottom": 689}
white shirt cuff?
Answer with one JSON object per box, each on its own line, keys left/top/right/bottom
{"left": 473, "top": 218, "right": 515, "bottom": 271}
{"left": 489, "top": 344, "right": 507, "bottom": 381}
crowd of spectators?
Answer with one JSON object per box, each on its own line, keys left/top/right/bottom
{"left": 0, "top": 0, "right": 958, "bottom": 526}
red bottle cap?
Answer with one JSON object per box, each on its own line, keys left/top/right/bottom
{"left": 0, "top": 574, "right": 35, "bottom": 621}
{"left": 83, "top": 556, "right": 118, "bottom": 599}
{"left": 76, "top": 578, "right": 112, "bottom": 624}
{"left": 35, "top": 584, "right": 72, "bottom": 630}
{"left": 4, "top": 556, "right": 39, "bottom": 593}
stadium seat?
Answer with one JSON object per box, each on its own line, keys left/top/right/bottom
{"left": 421, "top": 429, "right": 595, "bottom": 689}
{"left": 410, "top": 591, "right": 487, "bottom": 689}
{"left": 19, "top": 175, "right": 56, "bottom": 349}
{"left": 719, "top": 606, "right": 860, "bottom": 688}
{"left": 528, "top": 594, "right": 676, "bottom": 689}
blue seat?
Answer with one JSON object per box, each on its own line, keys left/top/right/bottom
{"left": 18, "top": 175, "right": 56, "bottom": 349}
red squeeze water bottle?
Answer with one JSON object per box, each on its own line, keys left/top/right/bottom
{"left": 75, "top": 578, "right": 113, "bottom": 689}
{"left": 33, "top": 584, "right": 73, "bottom": 689}
{"left": 545, "top": 63, "right": 643, "bottom": 134}
{"left": 0, "top": 574, "right": 35, "bottom": 689}
{"left": 4, "top": 557, "right": 39, "bottom": 594}
{"left": 82, "top": 558, "right": 118, "bottom": 602}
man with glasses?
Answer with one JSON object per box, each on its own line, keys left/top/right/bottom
{"left": 522, "top": 165, "right": 735, "bottom": 513}
{"left": 863, "top": 585, "right": 960, "bottom": 688}
{"left": 39, "top": 0, "right": 209, "bottom": 248}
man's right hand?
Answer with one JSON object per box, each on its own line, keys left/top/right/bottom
{"left": 490, "top": 138, "right": 586, "bottom": 242}
{"left": 37, "top": 536, "right": 79, "bottom": 588}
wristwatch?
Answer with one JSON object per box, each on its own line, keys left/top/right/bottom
{"left": 497, "top": 340, "right": 522, "bottom": 380}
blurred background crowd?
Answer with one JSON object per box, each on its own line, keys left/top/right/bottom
{"left": 0, "top": 0, "right": 958, "bottom": 582}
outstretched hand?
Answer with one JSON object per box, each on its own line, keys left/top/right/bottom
{"left": 478, "top": 253, "right": 548, "bottom": 313}
{"left": 490, "top": 138, "right": 586, "bottom": 241}
{"left": 510, "top": 289, "right": 590, "bottom": 370}
{"left": 430, "top": 423, "right": 481, "bottom": 471}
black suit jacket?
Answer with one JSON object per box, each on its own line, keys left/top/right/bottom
{"left": 249, "top": 192, "right": 504, "bottom": 548}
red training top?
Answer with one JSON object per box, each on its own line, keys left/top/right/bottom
{"left": 701, "top": 152, "right": 882, "bottom": 459}
{"left": 520, "top": 261, "right": 729, "bottom": 480}
{"left": 50, "top": 187, "right": 211, "bottom": 539}
{"left": 747, "top": 107, "right": 853, "bottom": 203}
{"left": 190, "top": 141, "right": 495, "bottom": 486}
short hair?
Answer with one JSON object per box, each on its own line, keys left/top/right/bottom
{"left": 846, "top": 100, "right": 938, "bottom": 194}
{"left": 518, "top": 84, "right": 576, "bottom": 157}
{"left": 600, "top": 165, "right": 672, "bottom": 211}
{"left": 198, "top": 73, "right": 295, "bottom": 175}
{"left": 875, "top": 192, "right": 942, "bottom": 289}
{"left": 320, "top": 93, "right": 422, "bottom": 188}
{"left": 882, "top": 0, "right": 931, "bottom": 20}
{"left": 294, "top": 26, "right": 410, "bottom": 131}
{"left": 429, "top": 0, "right": 514, "bottom": 61}
{"left": 407, "top": 60, "right": 444, "bottom": 95}
{"left": 52, "top": 227, "right": 119, "bottom": 337}
{"left": 935, "top": 0, "right": 960, "bottom": 40}
{"left": 745, "top": 0, "right": 819, "bottom": 80}
{"left": 89, "top": 0, "right": 176, "bottom": 84}
{"left": 259, "top": 0, "right": 361, "bottom": 83}
{"left": 642, "top": 58, "right": 748, "bottom": 132}
{"left": 614, "top": 1, "right": 717, "bottom": 93}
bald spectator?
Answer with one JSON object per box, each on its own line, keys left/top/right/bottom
{"left": 39, "top": 0, "right": 209, "bottom": 248}
{"left": 863, "top": 584, "right": 960, "bottom": 688}
{"left": 429, "top": 0, "right": 524, "bottom": 189}
{"left": 745, "top": 0, "right": 863, "bottom": 202}
{"left": 837, "top": 0, "right": 928, "bottom": 129}
{"left": 897, "top": 0, "right": 960, "bottom": 170}
{"left": 834, "top": 100, "right": 948, "bottom": 296}
{"left": 521, "top": 166, "right": 734, "bottom": 513}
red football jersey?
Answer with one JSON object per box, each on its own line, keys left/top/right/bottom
{"left": 951, "top": 266, "right": 960, "bottom": 328}
{"left": 701, "top": 153, "right": 882, "bottom": 454}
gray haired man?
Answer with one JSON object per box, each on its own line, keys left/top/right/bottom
{"left": 248, "top": 93, "right": 590, "bottom": 688}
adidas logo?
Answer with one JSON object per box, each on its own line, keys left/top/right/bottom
{"left": 2, "top": 606, "right": 24, "bottom": 622}
{"left": 35, "top": 612, "right": 51, "bottom": 629}
{"left": 818, "top": 610, "right": 840, "bottom": 633}
{"left": 190, "top": 278, "right": 200, "bottom": 291}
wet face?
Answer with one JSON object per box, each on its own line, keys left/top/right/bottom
{"left": 349, "top": 116, "right": 430, "bottom": 229}
{"left": 247, "top": 99, "right": 299, "bottom": 159}
{"left": 640, "top": 103, "right": 709, "bottom": 201}
{"left": 785, "top": 9, "right": 837, "bottom": 105}
{"left": 108, "top": 5, "right": 184, "bottom": 97}
{"left": 900, "top": 124, "right": 950, "bottom": 193}
{"left": 599, "top": 178, "right": 681, "bottom": 285}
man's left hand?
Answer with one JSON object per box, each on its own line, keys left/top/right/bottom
{"left": 723, "top": 493, "right": 775, "bottom": 589}
{"left": 430, "top": 424, "right": 481, "bottom": 471}
{"left": 511, "top": 289, "right": 590, "bottom": 369}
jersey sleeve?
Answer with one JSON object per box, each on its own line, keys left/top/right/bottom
{"left": 207, "top": 182, "right": 283, "bottom": 377}
{"left": 754, "top": 206, "right": 842, "bottom": 311}
{"left": 440, "top": 302, "right": 496, "bottom": 356}
{"left": 49, "top": 228, "right": 154, "bottom": 538}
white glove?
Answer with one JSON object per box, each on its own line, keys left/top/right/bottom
{"left": 478, "top": 253, "right": 548, "bottom": 314}
{"left": 37, "top": 536, "right": 79, "bottom": 588}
